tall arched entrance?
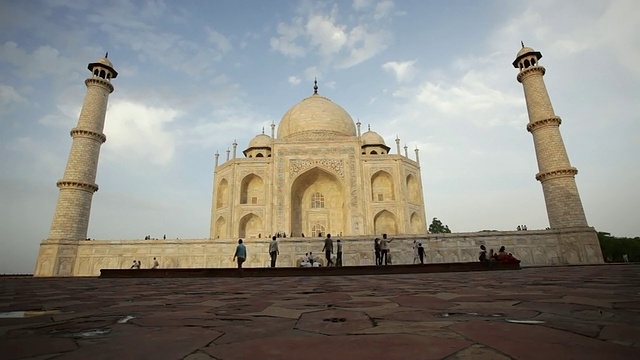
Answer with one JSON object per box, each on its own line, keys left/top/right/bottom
{"left": 290, "top": 167, "right": 345, "bottom": 237}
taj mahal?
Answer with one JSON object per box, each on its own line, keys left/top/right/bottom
{"left": 35, "top": 45, "right": 604, "bottom": 276}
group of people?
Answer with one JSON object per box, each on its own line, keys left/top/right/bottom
{"left": 478, "top": 245, "right": 520, "bottom": 264}
{"left": 129, "top": 257, "right": 160, "bottom": 269}
{"left": 231, "top": 234, "right": 522, "bottom": 270}
{"left": 373, "top": 234, "right": 393, "bottom": 265}
{"left": 232, "top": 234, "right": 347, "bottom": 269}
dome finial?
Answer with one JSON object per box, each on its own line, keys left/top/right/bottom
{"left": 105, "top": 51, "right": 109, "bottom": 58}
{"left": 313, "top": 78, "right": 318, "bottom": 95}
{"left": 262, "top": 127, "right": 265, "bottom": 134}
{"left": 368, "top": 124, "right": 371, "bottom": 131}
{"left": 520, "top": 41, "right": 524, "bottom": 48}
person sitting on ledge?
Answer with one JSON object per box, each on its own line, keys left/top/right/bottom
{"left": 478, "top": 245, "right": 488, "bottom": 263}
{"left": 496, "top": 246, "right": 521, "bottom": 264}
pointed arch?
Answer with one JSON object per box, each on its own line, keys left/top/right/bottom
{"left": 291, "top": 167, "right": 345, "bottom": 238}
{"left": 239, "top": 213, "right": 263, "bottom": 238}
{"left": 410, "top": 212, "right": 423, "bottom": 234}
{"left": 373, "top": 210, "right": 397, "bottom": 235}
{"left": 216, "top": 178, "right": 229, "bottom": 208}
{"left": 240, "top": 174, "right": 264, "bottom": 204}
{"left": 406, "top": 174, "right": 420, "bottom": 204}
{"left": 371, "top": 170, "right": 395, "bottom": 202}
{"left": 215, "top": 216, "right": 227, "bottom": 238}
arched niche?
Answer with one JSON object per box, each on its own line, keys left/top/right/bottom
{"left": 373, "top": 209, "right": 397, "bottom": 235}
{"left": 239, "top": 213, "right": 263, "bottom": 238}
{"left": 371, "top": 170, "right": 395, "bottom": 201}
{"left": 290, "top": 167, "right": 345, "bottom": 238}
{"left": 215, "top": 216, "right": 227, "bottom": 238}
{"left": 406, "top": 174, "right": 420, "bottom": 204}
{"left": 410, "top": 212, "right": 423, "bottom": 234}
{"left": 216, "top": 178, "right": 229, "bottom": 208}
{"left": 240, "top": 174, "right": 264, "bottom": 204}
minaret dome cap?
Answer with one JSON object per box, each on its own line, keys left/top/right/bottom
{"left": 512, "top": 46, "right": 542, "bottom": 68}
{"left": 88, "top": 56, "right": 118, "bottom": 78}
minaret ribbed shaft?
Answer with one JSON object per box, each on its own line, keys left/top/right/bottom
{"left": 48, "top": 57, "right": 117, "bottom": 240}
{"left": 514, "top": 46, "right": 587, "bottom": 228}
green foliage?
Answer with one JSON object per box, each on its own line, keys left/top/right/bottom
{"left": 598, "top": 232, "right": 640, "bottom": 262}
{"left": 429, "top": 217, "right": 451, "bottom": 234}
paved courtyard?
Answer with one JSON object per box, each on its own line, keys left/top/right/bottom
{"left": 1, "top": 264, "right": 639, "bottom": 359}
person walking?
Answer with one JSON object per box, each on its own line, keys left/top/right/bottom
{"left": 336, "top": 239, "right": 343, "bottom": 267}
{"left": 379, "top": 234, "right": 393, "bottom": 265}
{"left": 269, "top": 236, "right": 279, "bottom": 267}
{"left": 417, "top": 243, "right": 425, "bottom": 264}
{"left": 233, "top": 239, "right": 247, "bottom": 276}
{"left": 151, "top": 257, "right": 159, "bottom": 269}
{"left": 322, "top": 233, "right": 334, "bottom": 266}
{"left": 412, "top": 240, "right": 419, "bottom": 264}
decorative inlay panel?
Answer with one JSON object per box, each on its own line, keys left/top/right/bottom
{"left": 290, "top": 159, "right": 344, "bottom": 179}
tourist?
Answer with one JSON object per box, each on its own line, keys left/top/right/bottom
{"left": 233, "top": 239, "right": 247, "bottom": 271}
{"left": 496, "top": 246, "right": 521, "bottom": 264}
{"left": 412, "top": 240, "right": 419, "bottom": 264}
{"left": 151, "top": 257, "right": 159, "bottom": 269}
{"left": 478, "top": 245, "right": 488, "bottom": 263}
{"left": 323, "top": 234, "right": 334, "bottom": 266}
{"left": 417, "top": 243, "right": 425, "bottom": 264}
{"left": 300, "top": 253, "right": 311, "bottom": 267}
{"left": 130, "top": 260, "right": 138, "bottom": 269}
{"left": 623, "top": 254, "right": 629, "bottom": 263}
{"left": 309, "top": 252, "right": 315, "bottom": 266}
{"left": 374, "top": 238, "right": 381, "bottom": 265}
{"left": 336, "top": 239, "right": 343, "bottom": 267}
{"left": 269, "top": 236, "right": 279, "bottom": 268}
{"left": 379, "top": 234, "right": 393, "bottom": 265}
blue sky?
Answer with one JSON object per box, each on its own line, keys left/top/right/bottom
{"left": 1, "top": 0, "right": 638, "bottom": 274}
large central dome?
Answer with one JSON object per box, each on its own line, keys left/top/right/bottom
{"left": 277, "top": 93, "right": 357, "bottom": 139}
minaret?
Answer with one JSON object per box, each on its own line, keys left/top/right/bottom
{"left": 513, "top": 45, "right": 588, "bottom": 228}
{"left": 47, "top": 55, "right": 117, "bottom": 242}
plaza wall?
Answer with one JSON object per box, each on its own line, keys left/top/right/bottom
{"left": 34, "top": 227, "right": 603, "bottom": 276}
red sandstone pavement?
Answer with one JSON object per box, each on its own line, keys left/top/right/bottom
{"left": 0, "top": 264, "right": 639, "bottom": 360}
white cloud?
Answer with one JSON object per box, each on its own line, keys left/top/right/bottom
{"left": 337, "top": 25, "right": 390, "bottom": 68}
{"left": 304, "top": 66, "right": 321, "bottom": 81}
{"left": 206, "top": 26, "right": 232, "bottom": 54}
{"left": 270, "top": 20, "right": 306, "bottom": 57}
{"left": 353, "top": 0, "right": 372, "bottom": 10}
{"left": 0, "top": 85, "right": 27, "bottom": 106}
{"left": 382, "top": 60, "right": 417, "bottom": 83}
{"left": 413, "top": 70, "right": 522, "bottom": 127}
{"left": 374, "top": 0, "right": 395, "bottom": 20}
{"left": 288, "top": 76, "right": 301, "bottom": 85}
{"left": 103, "top": 100, "right": 179, "bottom": 165}
{"left": 306, "top": 14, "right": 348, "bottom": 56}
{"left": 270, "top": 5, "right": 392, "bottom": 68}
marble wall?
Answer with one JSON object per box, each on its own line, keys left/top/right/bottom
{"left": 34, "top": 227, "right": 603, "bottom": 276}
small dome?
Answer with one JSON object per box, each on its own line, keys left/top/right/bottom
{"left": 517, "top": 46, "right": 535, "bottom": 57}
{"left": 361, "top": 130, "right": 385, "bottom": 145}
{"left": 248, "top": 133, "right": 272, "bottom": 148}
{"left": 277, "top": 94, "right": 356, "bottom": 139}
{"left": 512, "top": 45, "right": 542, "bottom": 68}
{"left": 87, "top": 56, "right": 118, "bottom": 78}
{"left": 95, "top": 57, "right": 114, "bottom": 68}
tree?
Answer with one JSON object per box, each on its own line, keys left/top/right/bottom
{"left": 598, "top": 232, "right": 640, "bottom": 262}
{"left": 429, "top": 217, "right": 451, "bottom": 234}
